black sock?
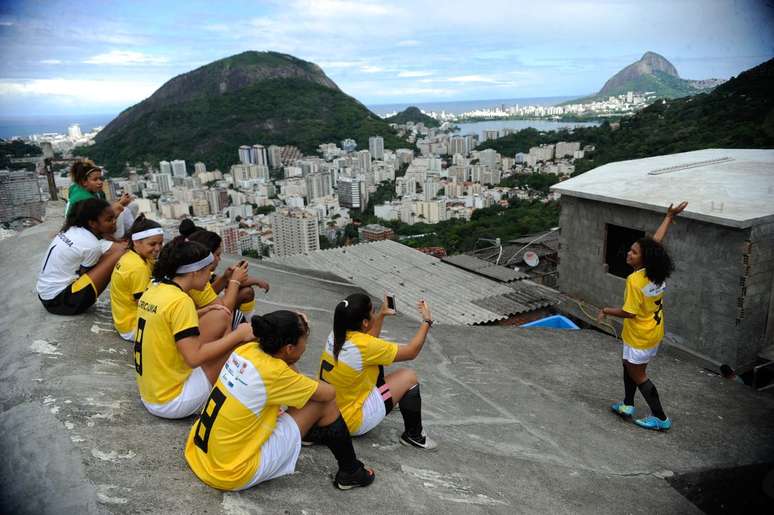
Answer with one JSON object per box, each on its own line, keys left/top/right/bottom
{"left": 623, "top": 365, "right": 637, "bottom": 405}
{"left": 637, "top": 379, "right": 666, "bottom": 420}
{"left": 399, "top": 384, "right": 423, "bottom": 437}
{"left": 317, "top": 415, "right": 359, "bottom": 473}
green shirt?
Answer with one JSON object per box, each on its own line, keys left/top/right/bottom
{"left": 65, "top": 184, "right": 101, "bottom": 216}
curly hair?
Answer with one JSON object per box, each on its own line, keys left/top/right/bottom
{"left": 69, "top": 159, "right": 102, "bottom": 185}
{"left": 62, "top": 198, "right": 110, "bottom": 232}
{"left": 636, "top": 237, "right": 674, "bottom": 285}
{"left": 251, "top": 311, "right": 309, "bottom": 355}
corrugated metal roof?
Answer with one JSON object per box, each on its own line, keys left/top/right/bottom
{"left": 267, "top": 240, "right": 559, "bottom": 325}
{"left": 442, "top": 254, "right": 529, "bottom": 282}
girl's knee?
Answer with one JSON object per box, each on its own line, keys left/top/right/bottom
{"left": 239, "top": 287, "right": 255, "bottom": 303}
{"left": 402, "top": 367, "right": 418, "bottom": 385}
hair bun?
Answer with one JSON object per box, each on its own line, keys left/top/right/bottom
{"left": 251, "top": 315, "right": 274, "bottom": 337}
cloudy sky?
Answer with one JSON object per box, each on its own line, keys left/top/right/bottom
{"left": 0, "top": 0, "right": 772, "bottom": 116}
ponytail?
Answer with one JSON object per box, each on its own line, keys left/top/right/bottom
{"left": 179, "top": 218, "right": 201, "bottom": 238}
{"left": 332, "top": 293, "right": 372, "bottom": 360}
{"left": 251, "top": 311, "right": 309, "bottom": 355}
{"left": 152, "top": 235, "right": 209, "bottom": 281}
{"left": 62, "top": 198, "right": 110, "bottom": 232}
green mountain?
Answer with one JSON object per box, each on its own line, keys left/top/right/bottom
{"left": 83, "top": 51, "right": 405, "bottom": 175}
{"left": 384, "top": 106, "right": 440, "bottom": 127}
{"left": 566, "top": 51, "right": 725, "bottom": 104}
{"left": 479, "top": 57, "right": 774, "bottom": 172}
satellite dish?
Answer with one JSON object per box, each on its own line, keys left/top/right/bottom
{"left": 524, "top": 251, "right": 540, "bottom": 267}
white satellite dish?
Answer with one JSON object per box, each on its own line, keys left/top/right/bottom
{"left": 524, "top": 251, "right": 540, "bottom": 267}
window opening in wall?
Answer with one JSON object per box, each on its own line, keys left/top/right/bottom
{"left": 605, "top": 224, "right": 645, "bottom": 279}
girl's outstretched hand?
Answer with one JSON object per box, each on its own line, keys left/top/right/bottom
{"left": 667, "top": 201, "right": 688, "bottom": 219}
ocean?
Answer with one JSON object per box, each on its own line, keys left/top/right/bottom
{"left": 0, "top": 113, "right": 116, "bottom": 140}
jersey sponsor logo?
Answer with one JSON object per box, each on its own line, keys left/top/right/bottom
{"left": 642, "top": 281, "right": 666, "bottom": 297}
{"left": 56, "top": 232, "right": 74, "bottom": 247}
{"left": 138, "top": 299, "right": 158, "bottom": 313}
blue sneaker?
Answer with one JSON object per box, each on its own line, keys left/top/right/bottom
{"left": 634, "top": 415, "right": 672, "bottom": 431}
{"left": 611, "top": 402, "right": 635, "bottom": 417}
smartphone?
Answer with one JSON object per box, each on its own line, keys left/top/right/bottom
{"left": 386, "top": 294, "right": 396, "bottom": 311}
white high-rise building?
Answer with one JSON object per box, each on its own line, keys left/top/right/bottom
{"left": 252, "top": 145, "right": 268, "bottom": 167}
{"left": 159, "top": 160, "right": 171, "bottom": 175}
{"left": 67, "top": 124, "right": 82, "bottom": 140}
{"left": 368, "top": 136, "right": 384, "bottom": 160}
{"left": 449, "top": 136, "right": 466, "bottom": 156}
{"left": 305, "top": 172, "right": 332, "bottom": 201}
{"left": 268, "top": 145, "right": 283, "bottom": 169}
{"left": 270, "top": 208, "right": 320, "bottom": 257}
{"left": 239, "top": 145, "right": 252, "bottom": 164}
{"left": 478, "top": 149, "right": 498, "bottom": 171}
{"left": 337, "top": 176, "right": 368, "bottom": 210}
{"left": 156, "top": 173, "right": 173, "bottom": 193}
{"left": 357, "top": 150, "right": 371, "bottom": 173}
{"left": 171, "top": 160, "right": 187, "bottom": 178}
{"left": 194, "top": 162, "right": 207, "bottom": 174}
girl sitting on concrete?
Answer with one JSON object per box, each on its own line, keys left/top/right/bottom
{"left": 134, "top": 236, "right": 253, "bottom": 419}
{"left": 64, "top": 159, "right": 135, "bottom": 235}
{"left": 184, "top": 311, "right": 375, "bottom": 491}
{"left": 316, "top": 293, "right": 437, "bottom": 450}
{"left": 110, "top": 215, "right": 164, "bottom": 341}
{"left": 598, "top": 201, "right": 687, "bottom": 431}
{"left": 37, "top": 198, "right": 127, "bottom": 316}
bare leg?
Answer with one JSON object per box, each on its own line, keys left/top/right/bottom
{"left": 237, "top": 286, "right": 255, "bottom": 305}
{"left": 624, "top": 361, "right": 648, "bottom": 385}
{"left": 385, "top": 368, "right": 419, "bottom": 403}
{"left": 287, "top": 398, "right": 340, "bottom": 437}
{"left": 198, "top": 309, "right": 232, "bottom": 384}
{"left": 85, "top": 245, "right": 126, "bottom": 294}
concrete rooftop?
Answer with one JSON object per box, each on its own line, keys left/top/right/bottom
{"left": 2, "top": 204, "right": 774, "bottom": 514}
{"left": 550, "top": 148, "right": 774, "bottom": 228}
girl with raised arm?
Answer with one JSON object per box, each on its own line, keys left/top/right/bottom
{"left": 184, "top": 311, "right": 375, "bottom": 491}
{"left": 110, "top": 215, "right": 164, "bottom": 341}
{"left": 598, "top": 201, "right": 688, "bottom": 431}
{"left": 134, "top": 236, "right": 252, "bottom": 419}
{"left": 37, "top": 198, "right": 127, "bottom": 315}
{"left": 317, "top": 293, "right": 437, "bottom": 450}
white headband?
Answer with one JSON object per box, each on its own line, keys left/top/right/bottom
{"left": 131, "top": 227, "right": 164, "bottom": 241}
{"left": 175, "top": 253, "right": 214, "bottom": 274}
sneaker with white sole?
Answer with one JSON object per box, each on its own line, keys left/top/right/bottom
{"left": 611, "top": 402, "right": 635, "bottom": 417}
{"left": 400, "top": 431, "right": 438, "bottom": 450}
{"left": 334, "top": 462, "right": 375, "bottom": 490}
{"left": 634, "top": 415, "right": 672, "bottom": 431}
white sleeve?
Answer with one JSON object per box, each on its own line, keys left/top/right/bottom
{"left": 81, "top": 243, "right": 103, "bottom": 268}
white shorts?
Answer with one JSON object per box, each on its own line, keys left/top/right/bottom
{"left": 142, "top": 367, "right": 211, "bottom": 419}
{"left": 119, "top": 330, "right": 135, "bottom": 342}
{"left": 622, "top": 342, "right": 660, "bottom": 365}
{"left": 352, "top": 385, "right": 389, "bottom": 436}
{"left": 239, "top": 413, "right": 302, "bottom": 490}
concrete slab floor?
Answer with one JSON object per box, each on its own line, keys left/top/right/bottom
{"left": 1, "top": 212, "right": 773, "bottom": 514}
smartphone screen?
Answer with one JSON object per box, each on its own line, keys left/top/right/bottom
{"left": 386, "top": 295, "right": 396, "bottom": 311}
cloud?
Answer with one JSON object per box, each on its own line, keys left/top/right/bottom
{"left": 371, "top": 87, "right": 458, "bottom": 97}
{"left": 293, "top": 0, "right": 394, "bottom": 18}
{"left": 446, "top": 74, "right": 501, "bottom": 83}
{"left": 396, "top": 40, "right": 421, "bottom": 47}
{"left": 84, "top": 51, "right": 168, "bottom": 66}
{"left": 398, "top": 70, "right": 433, "bottom": 78}
{"left": 361, "top": 65, "right": 385, "bottom": 73}
{"left": 39, "top": 59, "right": 62, "bottom": 65}
{"left": 317, "top": 60, "right": 363, "bottom": 69}
{"left": 0, "top": 78, "right": 160, "bottom": 104}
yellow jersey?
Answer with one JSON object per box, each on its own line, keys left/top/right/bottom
{"left": 135, "top": 281, "right": 200, "bottom": 405}
{"left": 184, "top": 342, "right": 318, "bottom": 490}
{"left": 319, "top": 331, "right": 398, "bottom": 433}
{"left": 110, "top": 250, "right": 153, "bottom": 335}
{"left": 188, "top": 281, "right": 218, "bottom": 308}
{"left": 621, "top": 269, "right": 666, "bottom": 349}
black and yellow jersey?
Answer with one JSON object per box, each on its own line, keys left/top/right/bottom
{"left": 621, "top": 269, "right": 666, "bottom": 349}
{"left": 184, "top": 342, "right": 318, "bottom": 490}
{"left": 110, "top": 250, "right": 153, "bottom": 335}
{"left": 135, "top": 281, "right": 200, "bottom": 405}
{"left": 319, "top": 331, "right": 398, "bottom": 433}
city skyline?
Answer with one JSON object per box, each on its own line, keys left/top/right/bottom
{"left": 0, "top": 0, "right": 772, "bottom": 116}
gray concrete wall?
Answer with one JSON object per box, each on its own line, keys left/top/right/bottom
{"left": 557, "top": 196, "right": 768, "bottom": 367}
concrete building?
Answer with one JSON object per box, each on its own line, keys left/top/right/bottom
{"left": 555, "top": 141, "right": 581, "bottom": 159}
{"left": 159, "top": 161, "right": 171, "bottom": 175}
{"left": 341, "top": 138, "right": 357, "bottom": 153}
{"left": 171, "top": 160, "right": 187, "bottom": 178}
{"left": 220, "top": 223, "right": 240, "bottom": 255}
{"left": 67, "top": 124, "right": 82, "bottom": 140}
{"left": 305, "top": 172, "right": 332, "bottom": 201}
{"left": 191, "top": 198, "right": 210, "bottom": 217}
{"left": 270, "top": 208, "right": 320, "bottom": 257}
{"left": 551, "top": 149, "right": 774, "bottom": 368}
{"left": 156, "top": 173, "right": 173, "bottom": 194}
{"left": 357, "top": 150, "right": 371, "bottom": 173}
{"left": 252, "top": 145, "right": 268, "bottom": 167}
{"left": 239, "top": 145, "right": 252, "bottom": 164}
{"left": 338, "top": 176, "right": 368, "bottom": 210}
{"left": 0, "top": 170, "right": 46, "bottom": 223}
{"left": 368, "top": 136, "right": 384, "bottom": 160}
{"left": 194, "top": 162, "right": 207, "bottom": 174}
{"left": 358, "top": 224, "right": 395, "bottom": 241}
{"left": 267, "top": 145, "right": 283, "bottom": 169}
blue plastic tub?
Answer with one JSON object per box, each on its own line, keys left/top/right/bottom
{"left": 520, "top": 315, "right": 580, "bottom": 330}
